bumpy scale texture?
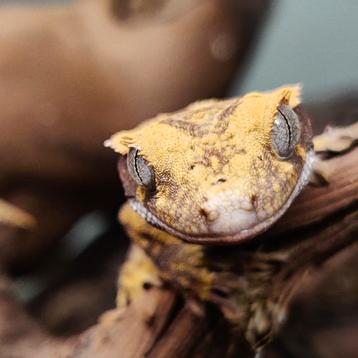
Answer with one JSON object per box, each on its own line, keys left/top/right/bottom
{"left": 108, "top": 85, "right": 313, "bottom": 244}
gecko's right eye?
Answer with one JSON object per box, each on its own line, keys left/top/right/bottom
{"left": 271, "top": 104, "right": 301, "bottom": 159}
{"left": 127, "top": 147, "right": 155, "bottom": 191}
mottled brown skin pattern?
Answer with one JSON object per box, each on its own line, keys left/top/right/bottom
{"left": 108, "top": 86, "right": 314, "bottom": 349}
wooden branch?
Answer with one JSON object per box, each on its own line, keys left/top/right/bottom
{"left": 272, "top": 146, "right": 357, "bottom": 233}
{"left": 0, "top": 123, "right": 356, "bottom": 357}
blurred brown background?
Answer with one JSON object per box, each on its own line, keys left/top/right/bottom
{"left": 0, "top": 1, "right": 357, "bottom": 357}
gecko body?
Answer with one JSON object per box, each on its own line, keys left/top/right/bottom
{"left": 107, "top": 85, "right": 313, "bottom": 349}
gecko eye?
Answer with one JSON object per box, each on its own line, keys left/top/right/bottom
{"left": 127, "top": 147, "right": 155, "bottom": 190}
{"left": 271, "top": 104, "right": 301, "bottom": 159}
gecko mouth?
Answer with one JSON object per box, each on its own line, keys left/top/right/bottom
{"left": 129, "top": 150, "right": 315, "bottom": 245}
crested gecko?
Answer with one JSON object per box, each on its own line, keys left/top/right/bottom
{"left": 106, "top": 85, "right": 315, "bottom": 349}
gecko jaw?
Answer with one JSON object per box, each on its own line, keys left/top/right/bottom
{"left": 129, "top": 150, "right": 315, "bottom": 245}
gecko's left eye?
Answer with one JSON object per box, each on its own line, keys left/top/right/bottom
{"left": 127, "top": 147, "right": 155, "bottom": 190}
{"left": 271, "top": 104, "right": 301, "bottom": 159}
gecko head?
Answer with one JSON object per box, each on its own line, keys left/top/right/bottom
{"left": 106, "top": 85, "right": 313, "bottom": 244}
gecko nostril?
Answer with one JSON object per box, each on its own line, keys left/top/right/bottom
{"left": 251, "top": 194, "right": 258, "bottom": 208}
{"left": 200, "top": 207, "right": 219, "bottom": 222}
{"left": 211, "top": 178, "right": 226, "bottom": 186}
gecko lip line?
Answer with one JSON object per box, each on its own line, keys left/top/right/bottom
{"left": 128, "top": 150, "right": 315, "bottom": 244}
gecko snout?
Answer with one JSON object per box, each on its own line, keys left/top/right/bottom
{"left": 200, "top": 192, "right": 258, "bottom": 234}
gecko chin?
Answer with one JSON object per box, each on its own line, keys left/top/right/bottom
{"left": 128, "top": 150, "right": 315, "bottom": 245}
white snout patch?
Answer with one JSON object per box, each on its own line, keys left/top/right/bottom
{"left": 201, "top": 191, "right": 258, "bottom": 234}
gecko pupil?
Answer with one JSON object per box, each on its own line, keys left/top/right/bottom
{"left": 271, "top": 104, "right": 301, "bottom": 159}
{"left": 279, "top": 107, "right": 292, "bottom": 147}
